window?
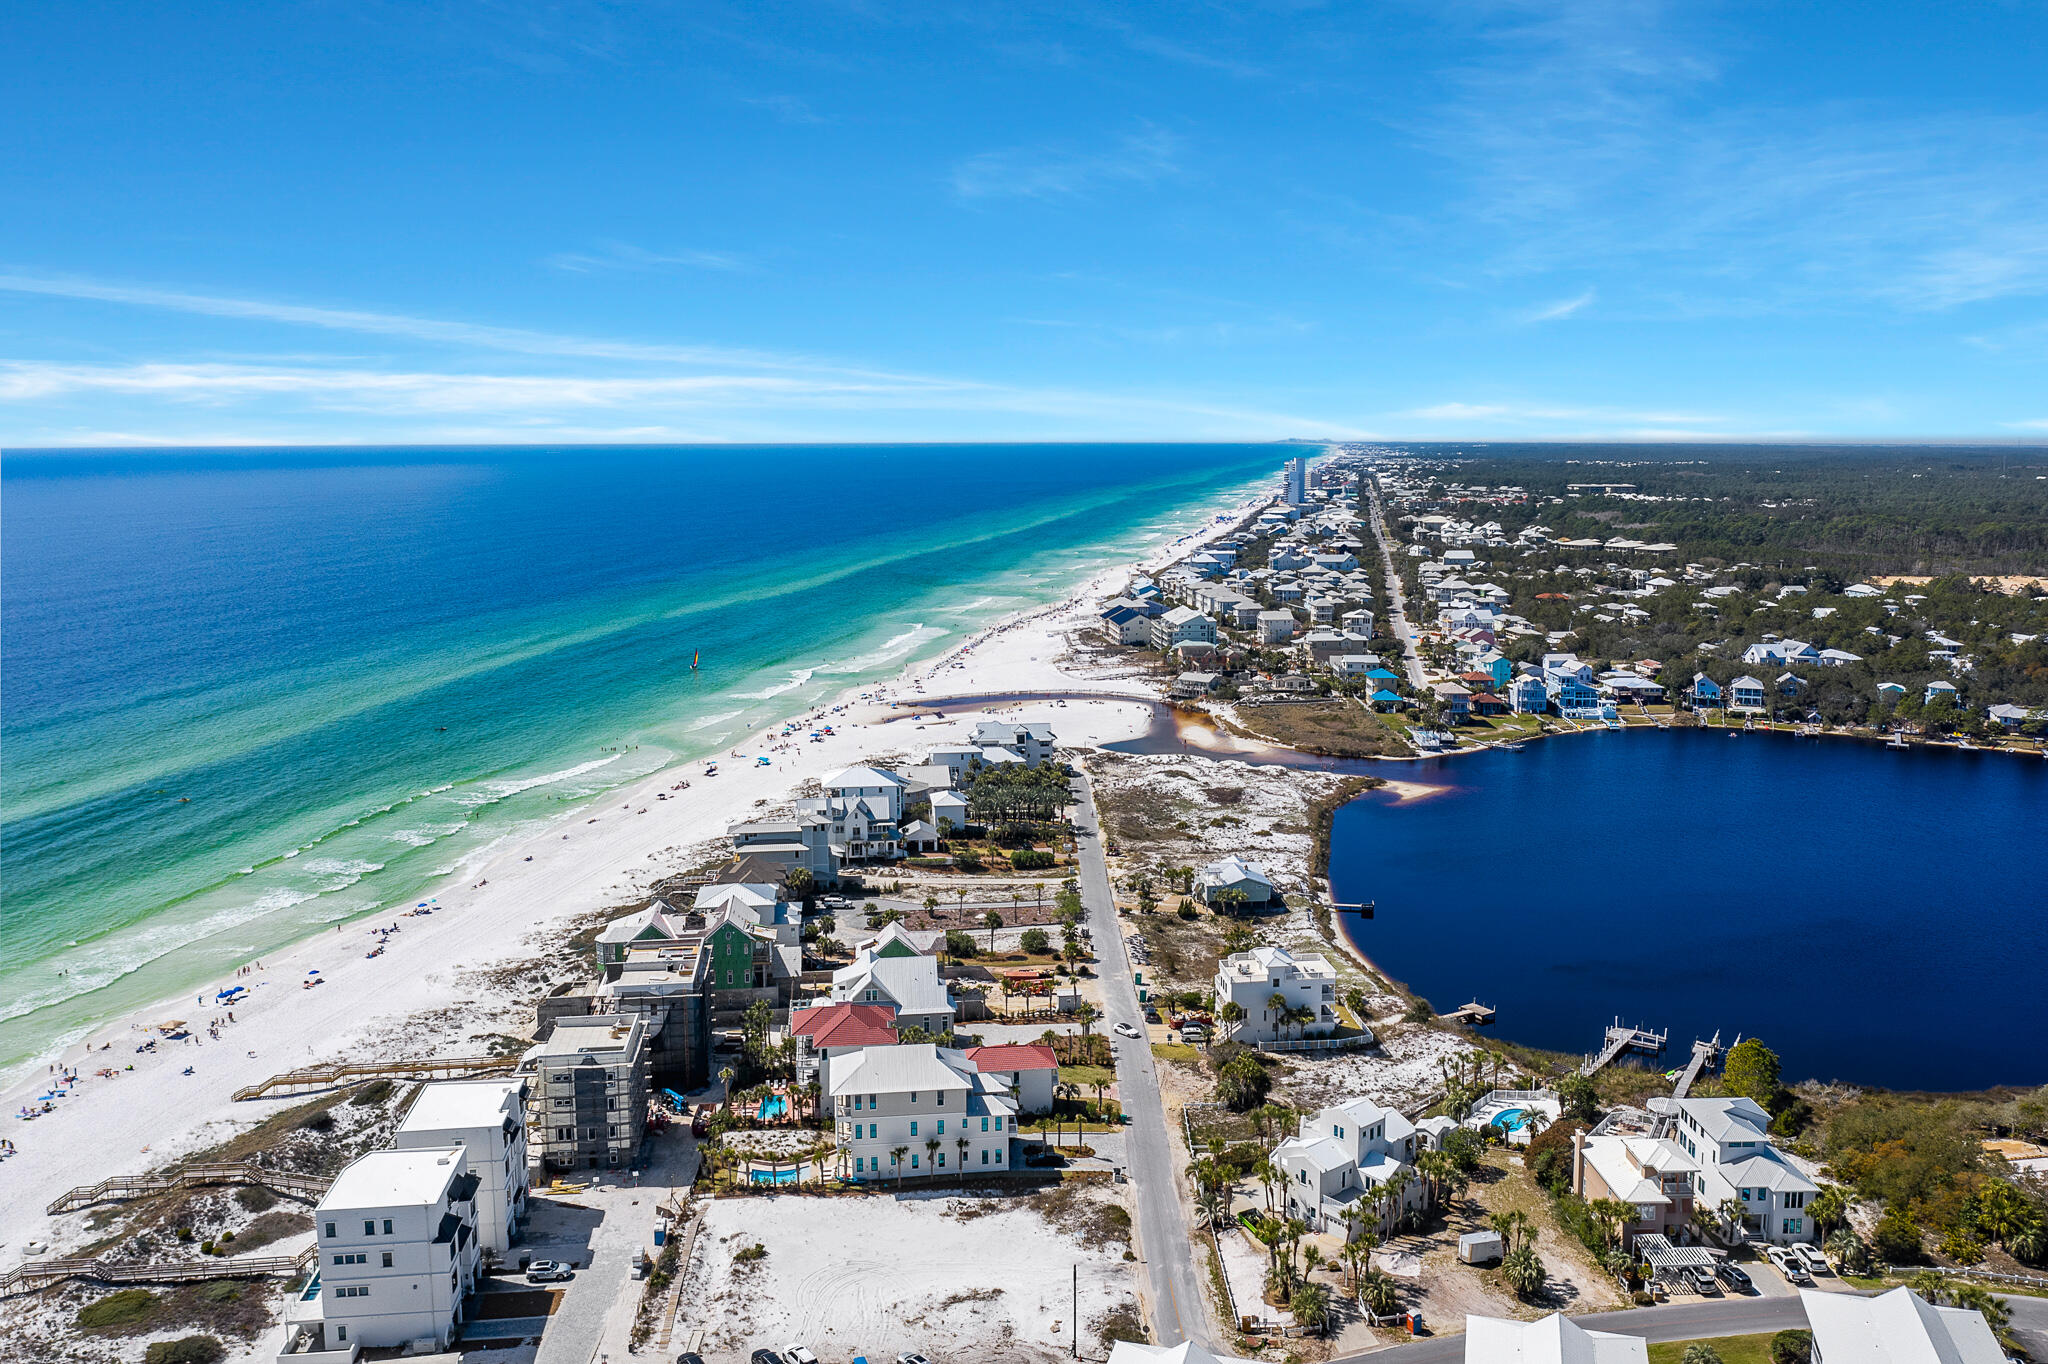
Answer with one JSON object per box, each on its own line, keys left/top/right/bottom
{"left": 854, "top": 1096, "right": 863, "bottom": 1110}
{"left": 938, "top": 1152, "right": 946, "bottom": 1167}
{"left": 1783, "top": 1217, "right": 1802, "bottom": 1235}
{"left": 1784, "top": 1192, "right": 1807, "bottom": 1210}
{"left": 981, "top": 1117, "right": 989, "bottom": 1132}
{"left": 325, "top": 1222, "right": 337, "bottom": 1238}
{"left": 334, "top": 1285, "right": 371, "bottom": 1299}
{"left": 937, "top": 1121, "right": 945, "bottom": 1135}
{"left": 381, "top": 1252, "right": 393, "bottom": 1268}
{"left": 868, "top": 1124, "right": 877, "bottom": 1139}
{"left": 382, "top": 1219, "right": 393, "bottom": 1235}
{"left": 911, "top": 1154, "right": 919, "bottom": 1168}
{"left": 337, "top": 1328, "right": 346, "bottom": 1343}
{"left": 995, "top": 1148, "right": 1003, "bottom": 1163}
{"left": 856, "top": 1157, "right": 865, "bottom": 1173}
{"left": 364, "top": 1220, "right": 376, "bottom": 1236}
{"left": 981, "top": 1150, "right": 989, "bottom": 1165}
{"left": 1334, "top": 1126, "right": 1344, "bottom": 1139}
{"left": 910, "top": 1121, "right": 918, "bottom": 1136}
{"left": 1298, "top": 1170, "right": 1308, "bottom": 1183}
{"left": 551, "top": 1097, "right": 572, "bottom": 1109}
{"left": 910, "top": 1091, "right": 918, "bottom": 1103}
{"left": 333, "top": 1253, "right": 367, "bottom": 1266}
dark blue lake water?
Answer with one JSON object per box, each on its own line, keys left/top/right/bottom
{"left": 1329, "top": 728, "right": 2048, "bottom": 1092}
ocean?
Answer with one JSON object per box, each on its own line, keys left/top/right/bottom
{"left": 1329, "top": 727, "right": 2048, "bottom": 1092}
{"left": 0, "top": 443, "right": 1282, "bottom": 1083}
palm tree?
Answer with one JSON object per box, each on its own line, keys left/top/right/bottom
{"left": 784, "top": 867, "right": 817, "bottom": 909}
{"left": 891, "top": 1145, "right": 909, "bottom": 1189}
{"left": 1267, "top": 991, "right": 1288, "bottom": 1038}
{"left": 1716, "top": 1196, "right": 1749, "bottom": 1241}
{"left": 1357, "top": 1266, "right": 1399, "bottom": 1318}
{"left": 953, "top": 886, "right": 970, "bottom": 923}
{"left": 1218, "top": 1000, "right": 1245, "bottom": 1037}
{"left": 1074, "top": 1000, "right": 1100, "bottom": 1036}
{"left": 718, "top": 1066, "right": 736, "bottom": 1110}
{"left": 983, "top": 909, "right": 1003, "bottom": 951}
{"left": 1290, "top": 1280, "right": 1330, "bottom": 1335}
{"left": 922, "top": 893, "right": 940, "bottom": 924}
{"left": 1301, "top": 1243, "right": 1325, "bottom": 1283}
{"left": 1033, "top": 881, "right": 1047, "bottom": 912}
{"left": 1589, "top": 1197, "right": 1635, "bottom": 1250}
{"left": 1055, "top": 1081, "right": 1079, "bottom": 1145}
{"left": 925, "top": 1137, "right": 941, "bottom": 1178}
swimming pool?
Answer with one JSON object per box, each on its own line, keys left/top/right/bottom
{"left": 756, "top": 1093, "right": 788, "bottom": 1121}
{"left": 750, "top": 1165, "right": 801, "bottom": 1184}
{"left": 1490, "top": 1107, "right": 1529, "bottom": 1131}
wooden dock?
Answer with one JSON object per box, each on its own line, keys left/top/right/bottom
{"left": 1669, "top": 1031, "right": 1726, "bottom": 1100}
{"left": 47, "top": 1161, "right": 331, "bottom": 1216}
{"left": 1443, "top": 1001, "right": 1496, "bottom": 1026}
{"left": 1580, "top": 1019, "right": 1668, "bottom": 1076}
{"left": 231, "top": 1053, "right": 511, "bottom": 1102}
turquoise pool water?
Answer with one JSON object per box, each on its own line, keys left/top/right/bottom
{"left": 756, "top": 1094, "right": 788, "bottom": 1121}
{"left": 1492, "top": 1107, "right": 1528, "bottom": 1131}
{"left": 750, "top": 1166, "right": 800, "bottom": 1184}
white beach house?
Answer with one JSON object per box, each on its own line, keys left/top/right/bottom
{"left": 1213, "top": 944, "right": 1337, "bottom": 1044}
{"left": 1272, "top": 1098, "right": 1424, "bottom": 1236}
{"left": 392, "top": 1078, "right": 528, "bottom": 1256}
{"left": 1666, "top": 1097, "right": 1818, "bottom": 1245}
{"left": 304, "top": 1147, "right": 482, "bottom": 1352}
{"left": 829, "top": 1043, "right": 1020, "bottom": 1180}
{"left": 1800, "top": 1286, "right": 2005, "bottom": 1364}
{"left": 1462, "top": 1313, "right": 1646, "bottom": 1362}
{"left": 830, "top": 947, "right": 955, "bottom": 1036}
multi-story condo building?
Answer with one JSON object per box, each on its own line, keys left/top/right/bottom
{"left": 969, "top": 721, "right": 1057, "bottom": 768}
{"left": 1666, "top": 1097, "right": 1819, "bottom": 1245}
{"left": 1213, "top": 944, "right": 1338, "bottom": 1044}
{"left": 392, "top": 1079, "right": 528, "bottom": 1256}
{"left": 522, "top": 1013, "right": 649, "bottom": 1173}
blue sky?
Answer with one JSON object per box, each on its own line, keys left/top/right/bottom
{"left": 3, "top": 1, "right": 2046, "bottom": 445}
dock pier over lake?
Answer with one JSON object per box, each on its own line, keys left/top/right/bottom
{"left": 1580, "top": 1019, "right": 1669, "bottom": 1076}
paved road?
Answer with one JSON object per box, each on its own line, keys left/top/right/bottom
{"left": 1329, "top": 1288, "right": 2048, "bottom": 1361}
{"left": 1070, "top": 770, "right": 1215, "bottom": 1350}
{"left": 1360, "top": 476, "right": 1427, "bottom": 690}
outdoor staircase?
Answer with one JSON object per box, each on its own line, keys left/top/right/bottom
{"left": 1, "top": 1244, "right": 316, "bottom": 1300}
{"left": 47, "top": 1160, "right": 331, "bottom": 1216}
{"left": 231, "top": 1053, "right": 511, "bottom": 1101}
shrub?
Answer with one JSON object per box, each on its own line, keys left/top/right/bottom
{"left": 1556, "top": 1072, "right": 1600, "bottom": 1123}
{"left": 233, "top": 1184, "right": 276, "bottom": 1214}
{"left": 1010, "top": 849, "right": 1056, "bottom": 871}
{"left": 733, "top": 1243, "right": 767, "bottom": 1263}
{"left": 944, "top": 930, "right": 978, "bottom": 958}
{"left": 953, "top": 852, "right": 985, "bottom": 872}
{"left": 1176, "top": 902, "right": 1198, "bottom": 920}
{"left": 145, "top": 1337, "right": 226, "bottom": 1364}
{"left": 1939, "top": 1228, "right": 1984, "bottom": 1264}
{"left": 349, "top": 1078, "right": 393, "bottom": 1106}
{"left": 1681, "top": 1345, "right": 1725, "bottom": 1364}
{"left": 1873, "top": 1204, "right": 1924, "bottom": 1264}
{"left": 1216, "top": 1052, "right": 1271, "bottom": 1112}
{"left": 1401, "top": 997, "right": 1434, "bottom": 1024}
{"left": 1020, "top": 927, "right": 1051, "bottom": 955}
{"left": 76, "top": 1289, "right": 158, "bottom": 1332}
{"left": 1768, "top": 1329, "right": 1813, "bottom": 1364}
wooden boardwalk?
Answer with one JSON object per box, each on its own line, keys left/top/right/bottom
{"left": 231, "top": 1053, "right": 511, "bottom": 1101}
{"left": 1, "top": 1244, "right": 316, "bottom": 1299}
{"left": 47, "top": 1160, "right": 331, "bottom": 1216}
{"left": 1669, "top": 1032, "right": 1726, "bottom": 1100}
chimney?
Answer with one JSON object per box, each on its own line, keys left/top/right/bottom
{"left": 1572, "top": 1127, "right": 1587, "bottom": 1197}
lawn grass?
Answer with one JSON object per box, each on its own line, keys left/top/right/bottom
{"left": 1646, "top": 1333, "right": 1775, "bottom": 1364}
{"left": 1151, "top": 1043, "right": 1200, "bottom": 1066}
{"left": 1060, "top": 1063, "right": 1118, "bottom": 1089}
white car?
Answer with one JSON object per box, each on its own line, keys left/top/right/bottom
{"left": 1789, "top": 1241, "right": 1829, "bottom": 1275}
{"left": 1113, "top": 1022, "right": 1141, "bottom": 1039}
{"left": 1765, "top": 1246, "right": 1810, "bottom": 1284}
{"left": 781, "top": 1346, "right": 819, "bottom": 1364}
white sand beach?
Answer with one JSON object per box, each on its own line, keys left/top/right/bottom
{"left": 0, "top": 491, "right": 1273, "bottom": 1266}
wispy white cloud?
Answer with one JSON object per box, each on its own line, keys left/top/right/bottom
{"left": 952, "top": 125, "right": 1179, "bottom": 200}
{"left": 741, "top": 93, "right": 826, "bottom": 125}
{"left": 0, "top": 272, "right": 900, "bottom": 378}
{"left": 1526, "top": 289, "right": 1595, "bottom": 322}
{"left": 546, "top": 242, "right": 748, "bottom": 274}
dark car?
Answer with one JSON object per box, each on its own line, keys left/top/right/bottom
{"left": 752, "top": 1351, "right": 786, "bottom": 1364}
{"left": 1715, "top": 1260, "right": 1752, "bottom": 1292}
{"left": 677, "top": 1354, "right": 706, "bottom": 1364}
{"left": 1685, "top": 1265, "right": 1720, "bottom": 1295}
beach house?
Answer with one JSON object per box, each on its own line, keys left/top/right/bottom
{"left": 962, "top": 1041, "right": 1059, "bottom": 1114}
{"left": 1571, "top": 1128, "right": 1698, "bottom": 1245}
{"left": 392, "top": 1079, "right": 528, "bottom": 1255}
{"left": 1688, "top": 673, "right": 1723, "bottom": 707}
{"left": 1194, "top": 855, "right": 1276, "bottom": 908}
{"left": 929, "top": 788, "right": 970, "bottom": 836}
{"left": 1213, "top": 944, "right": 1337, "bottom": 1044}
{"left": 1272, "top": 1098, "right": 1424, "bottom": 1236}
{"left": 1257, "top": 610, "right": 1298, "bottom": 644}
{"left": 1666, "top": 1097, "right": 1818, "bottom": 1245}
{"left": 971, "top": 721, "right": 1057, "bottom": 768}
{"left": 521, "top": 1014, "right": 650, "bottom": 1172}
{"left": 1728, "top": 676, "right": 1768, "bottom": 712}
{"left": 925, "top": 744, "right": 988, "bottom": 787}
{"left": 787, "top": 1001, "right": 900, "bottom": 1093}
{"left": 304, "top": 1148, "right": 483, "bottom": 1352}
{"left": 830, "top": 946, "right": 955, "bottom": 1036}
{"left": 727, "top": 811, "right": 835, "bottom": 879}
{"left": 1151, "top": 606, "right": 1218, "bottom": 653}
{"left": 829, "top": 1044, "right": 1020, "bottom": 1180}
{"left": 1800, "top": 1286, "right": 2005, "bottom": 1364}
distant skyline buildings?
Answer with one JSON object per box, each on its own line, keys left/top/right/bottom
{"left": 1284, "top": 456, "right": 1307, "bottom": 506}
{"left": 3, "top": 4, "right": 2047, "bottom": 445}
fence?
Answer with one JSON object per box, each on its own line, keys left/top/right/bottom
{"left": 1251, "top": 1031, "right": 1376, "bottom": 1054}
{"left": 48, "top": 1161, "right": 331, "bottom": 1215}
{"left": 1920, "top": 1265, "right": 2048, "bottom": 1292}
{"left": 231, "top": 1053, "right": 510, "bottom": 1101}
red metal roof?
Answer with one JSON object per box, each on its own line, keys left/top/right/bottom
{"left": 964, "top": 1042, "right": 1060, "bottom": 1072}
{"left": 788, "top": 1002, "right": 899, "bottom": 1048}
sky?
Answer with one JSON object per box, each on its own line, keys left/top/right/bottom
{"left": 3, "top": 1, "right": 2047, "bottom": 446}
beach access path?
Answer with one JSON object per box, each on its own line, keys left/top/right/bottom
{"left": 0, "top": 488, "right": 1276, "bottom": 1275}
{"left": 1069, "top": 766, "right": 1215, "bottom": 1351}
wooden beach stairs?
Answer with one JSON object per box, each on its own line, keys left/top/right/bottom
{"left": 1580, "top": 1019, "right": 1669, "bottom": 1076}
{"left": 47, "top": 1161, "right": 332, "bottom": 1216}
{"left": 1, "top": 1244, "right": 317, "bottom": 1300}
{"left": 231, "top": 1053, "right": 511, "bottom": 1102}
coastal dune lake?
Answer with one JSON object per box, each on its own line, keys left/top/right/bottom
{"left": 1330, "top": 727, "right": 2048, "bottom": 1092}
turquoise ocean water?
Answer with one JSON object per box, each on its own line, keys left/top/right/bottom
{"left": 0, "top": 444, "right": 1281, "bottom": 1084}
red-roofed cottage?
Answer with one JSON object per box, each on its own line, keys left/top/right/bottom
{"left": 788, "top": 1002, "right": 899, "bottom": 1093}
{"left": 964, "top": 1042, "right": 1059, "bottom": 1115}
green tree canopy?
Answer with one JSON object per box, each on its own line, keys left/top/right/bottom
{"left": 1723, "top": 1037, "right": 1783, "bottom": 1110}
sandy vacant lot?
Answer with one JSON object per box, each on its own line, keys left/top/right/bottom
{"left": 679, "top": 1190, "right": 1140, "bottom": 1364}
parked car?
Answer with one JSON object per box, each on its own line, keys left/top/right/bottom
{"left": 781, "top": 1345, "right": 818, "bottom": 1364}
{"left": 896, "top": 1355, "right": 932, "bottom": 1364}
{"left": 1714, "top": 1260, "right": 1753, "bottom": 1292}
{"left": 1684, "top": 1265, "right": 1720, "bottom": 1296}
{"left": 1143, "top": 1009, "right": 1162, "bottom": 1024}
{"left": 1765, "top": 1246, "right": 1811, "bottom": 1284}
{"left": 1790, "top": 1241, "right": 1830, "bottom": 1275}
{"left": 525, "top": 1260, "right": 573, "bottom": 1283}
{"left": 1113, "top": 1022, "right": 1141, "bottom": 1039}
{"left": 751, "top": 1351, "right": 786, "bottom": 1364}
{"left": 676, "top": 1353, "right": 705, "bottom": 1364}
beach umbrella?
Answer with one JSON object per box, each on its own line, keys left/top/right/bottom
{"left": 307, "top": 968, "right": 321, "bottom": 975}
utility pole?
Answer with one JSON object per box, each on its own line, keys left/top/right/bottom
{"left": 1071, "top": 1263, "right": 1078, "bottom": 1358}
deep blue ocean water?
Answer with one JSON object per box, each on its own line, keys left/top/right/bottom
{"left": 1330, "top": 727, "right": 2048, "bottom": 1092}
{"left": 0, "top": 443, "right": 1280, "bottom": 1079}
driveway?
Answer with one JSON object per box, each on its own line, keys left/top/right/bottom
{"left": 1070, "top": 770, "right": 1215, "bottom": 1350}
